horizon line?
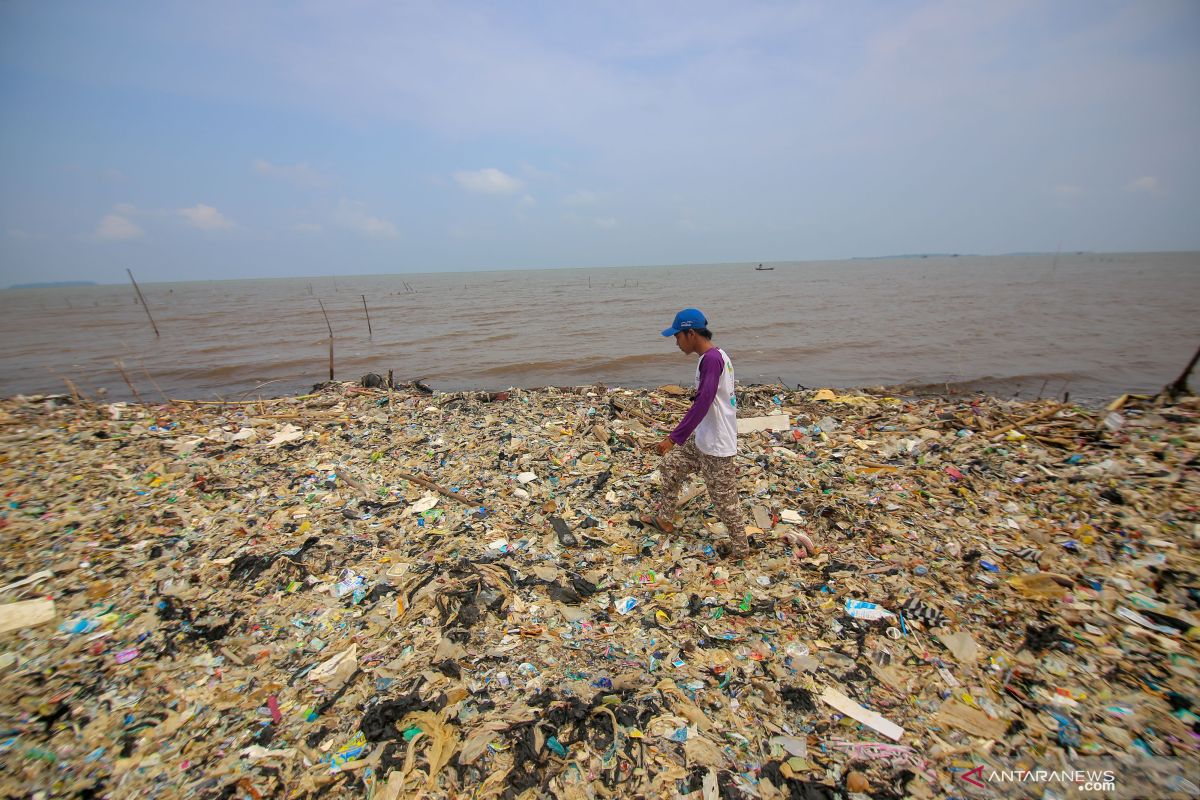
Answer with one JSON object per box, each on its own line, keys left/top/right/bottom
{"left": 6, "top": 248, "right": 1198, "bottom": 289}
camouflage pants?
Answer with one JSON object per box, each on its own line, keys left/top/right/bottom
{"left": 655, "top": 438, "right": 747, "bottom": 549}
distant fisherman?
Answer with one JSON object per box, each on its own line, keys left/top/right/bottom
{"left": 642, "top": 308, "right": 749, "bottom": 559}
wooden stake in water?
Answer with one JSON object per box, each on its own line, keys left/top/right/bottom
{"left": 138, "top": 359, "right": 170, "bottom": 405}
{"left": 318, "top": 299, "right": 334, "bottom": 381}
{"left": 126, "top": 269, "right": 160, "bottom": 337}
{"left": 114, "top": 359, "right": 142, "bottom": 403}
{"left": 1164, "top": 343, "right": 1200, "bottom": 401}
{"left": 64, "top": 378, "right": 83, "bottom": 404}
{"left": 317, "top": 299, "right": 333, "bottom": 337}
{"left": 362, "top": 295, "right": 373, "bottom": 338}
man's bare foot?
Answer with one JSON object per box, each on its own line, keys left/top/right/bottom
{"left": 639, "top": 514, "right": 675, "bottom": 534}
{"left": 714, "top": 541, "right": 746, "bottom": 560}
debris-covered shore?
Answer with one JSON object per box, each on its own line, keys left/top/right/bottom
{"left": 0, "top": 383, "right": 1197, "bottom": 799}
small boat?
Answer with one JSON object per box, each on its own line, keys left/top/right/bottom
{"left": 754, "top": 263, "right": 774, "bottom": 271}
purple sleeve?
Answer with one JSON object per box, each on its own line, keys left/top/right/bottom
{"left": 669, "top": 349, "right": 723, "bottom": 444}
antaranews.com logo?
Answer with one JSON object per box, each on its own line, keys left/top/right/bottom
{"left": 955, "top": 759, "right": 1198, "bottom": 798}
{"left": 960, "top": 766, "right": 1116, "bottom": 793}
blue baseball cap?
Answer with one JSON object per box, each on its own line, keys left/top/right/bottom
{"left": 662, "top": 307, "right": 707, "bottom": 337}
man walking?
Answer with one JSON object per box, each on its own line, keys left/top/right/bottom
{"left": 643, "top": 308, "right": 749, "bottom": 559}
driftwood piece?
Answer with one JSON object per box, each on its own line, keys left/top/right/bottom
{"left": 335, "top": 469, "right": 371, "bottom": 497}
{"left": 610, "top": 396, "right": 667, "bottom": 429}
{"left": 171, "top": 394, "right": 321, "bottom": 406}
{"left": 989, "top": 403, "right": 1065, "bottom": 440}
{"left": 395, "top": 471, "right": 476, "bottom": 506}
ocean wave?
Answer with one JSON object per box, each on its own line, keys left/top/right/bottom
{"left": 157, "top": 355, "right": 327, "bottom": 382}
{"left": 474, "top": 352, "right": 680, "bottom": 379}
{"left": 883, "top": 371, "right": 1093, "bottom": 398}
{"left": 730, "top": 341, "right": 883, "bottom": 360}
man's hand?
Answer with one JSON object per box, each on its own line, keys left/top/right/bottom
{"left": 656, "top": 437, "right": 675, "bottom": 456}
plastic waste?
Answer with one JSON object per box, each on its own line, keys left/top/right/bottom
{"left": 0, "top": 383, "right": 1194, "bottom": 799}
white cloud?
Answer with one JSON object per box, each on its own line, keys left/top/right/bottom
{"left": 454, "top": 168, "right": 523, "bottom": 195}
{"left": 179, "top": 204, "right": 234, "bottom": 230}
{"left": 595, "top": 217, "right": 619, "bottom": 229}
{"left": 336, "top": 200, "right": 398, "bottom": 238}
{"left": 518, "top": 194, "right": 536, "bottom": 209}
{"left": 91, "top": 203, "right": 235, "bottom": 237}
{"left": 293, "top": 222, "right": 323, "bottom": 234}
{"left": 563, "top": 189, "right": 600, "bottom": 206}
{"left": 95, "top": 213, "right": 144, "bottom": 241}
{"left": 253, "top": 159, "right": 330, "bottom": 187}
{"left": 1051, "top": 184, "right": 1084, "bottom": 197}
{"left": 103, "top": 168, "right": 127, "bottom": 181}
{"left": 1127, "top": 176, "right": 1159, "bottom": 193}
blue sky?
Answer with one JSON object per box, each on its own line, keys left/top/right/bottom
{"left": 1, "top": 0, "right": 1197, "bottom": 283}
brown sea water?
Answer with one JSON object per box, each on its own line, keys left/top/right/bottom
{"left": 1, "top": 252, "right": 1197, "bottom": 403}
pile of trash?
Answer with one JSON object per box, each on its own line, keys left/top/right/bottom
{"left": 0, "top": 381, "right": 1196, "bottom": 799}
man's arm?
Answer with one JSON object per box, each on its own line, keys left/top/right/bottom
{"left": 668, "top": 350, "right": 722, "bottom": 445}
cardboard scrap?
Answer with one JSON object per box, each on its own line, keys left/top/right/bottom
{"left": 938, "top": 631, "right": 980, "bottom": 663}
{"left": 309, "top": 645, "right": 358, "bottom": 688}
{"left": 1009, "top": 572, "right": 1069, "bottom": 599}
{"left": 265, "top": 423, "right": 304, "bottom": 446}
{"left": 0, "top": 598, "right": 56, "bottom": 634}
{"left": 933, "top": 699, "right": 1009, "bottom": 740}
{"left": 819, "top": 686, "right": 904, "bottom": 742}
{"left": 0, "top": 570, "right": 54, "bottom": 595}
{"left": 737, "top": 413, "right": 791, "bottom": 434}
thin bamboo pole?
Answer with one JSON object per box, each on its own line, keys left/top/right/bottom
{"left": 317, "top": 299, "right": 333, "bottom": 337}
{"left": 170, "top": 394, "right": 320, "bottom": 405}
{"left": 137, "top": 359, "right": 170, "bottom": 405}
{"left": 114, "top": 360, "right": 142, "bottom": 403}
{"left": 989, "top": 403, "right": 1065, "bottom": 439}
{"left": 362, "top": 295, "right": 373, "bottom": 338}
{"left": 126, "top": 269, "right": 159, "bottom": 337}
{"left": 317, "top": 299, "right": 334, "bottom": 382}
